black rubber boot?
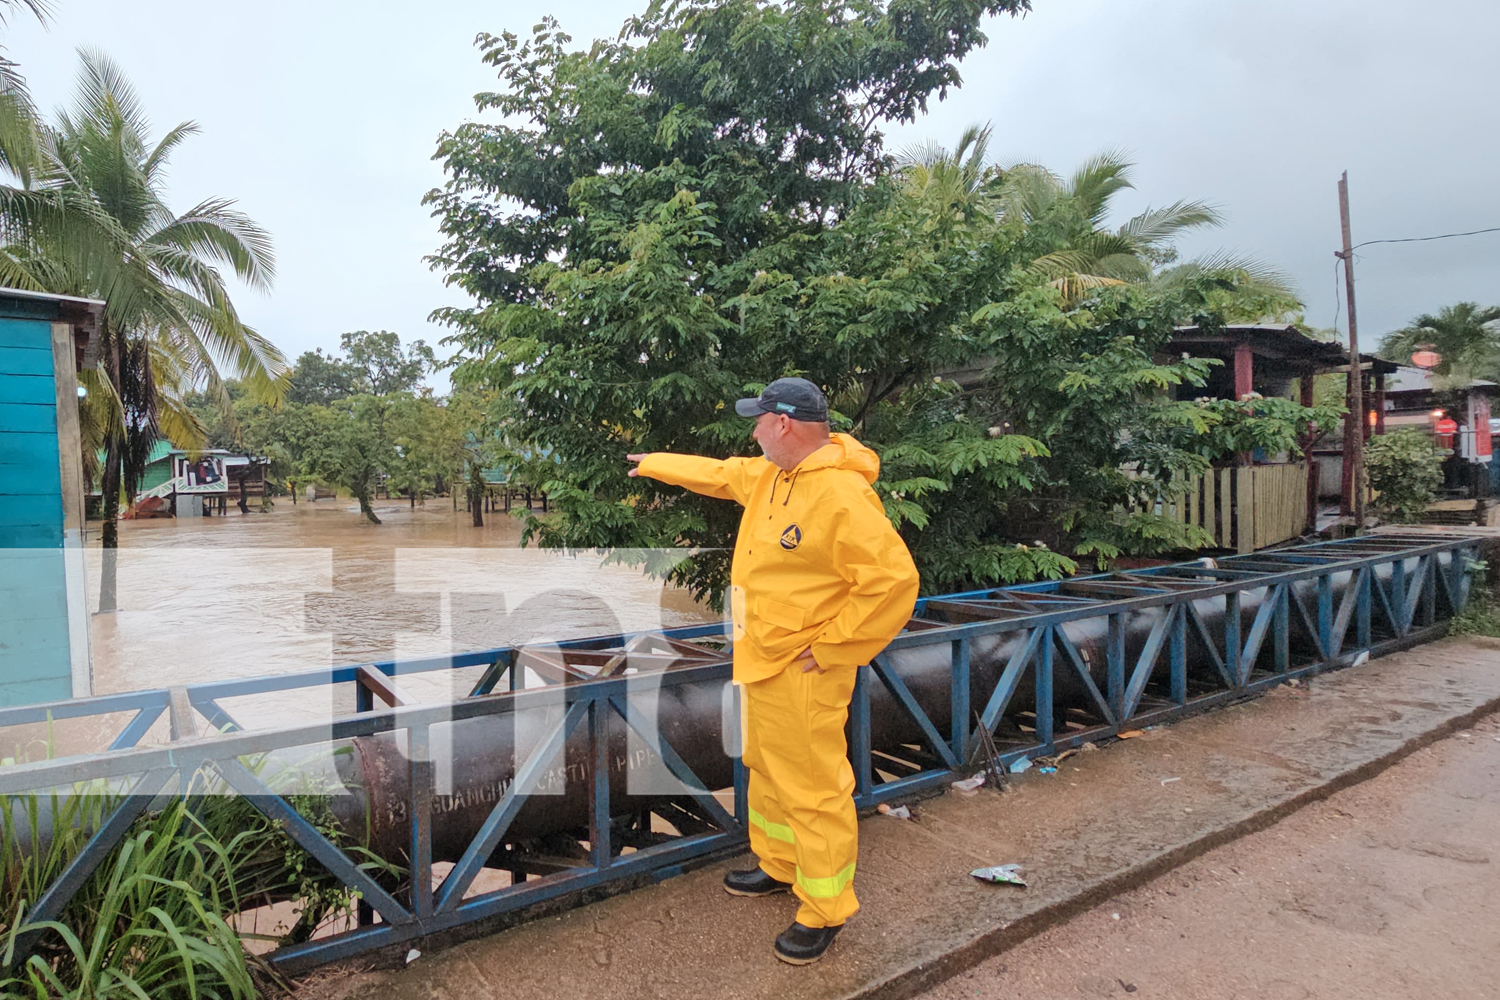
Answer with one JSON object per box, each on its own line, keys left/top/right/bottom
{"left": 723, "top": 868, "right": 792, "bottom": 897}
{"left": 773, "top": 922, "right": 843, "bottom": 965}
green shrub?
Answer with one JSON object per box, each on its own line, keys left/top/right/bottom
{"left": 1366, "top": 428, "right": 1444, "bottom": 523}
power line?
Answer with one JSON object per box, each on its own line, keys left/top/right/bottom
{"left": 1351, "top": 226, "right": 1500, "bottom": 251}
{"left": 1331, "top": 224, "right": 1500, "bottom": 334}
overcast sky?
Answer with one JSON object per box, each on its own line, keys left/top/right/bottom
{"left": 6, "top": 0, "right": 1498, "bottom": 382}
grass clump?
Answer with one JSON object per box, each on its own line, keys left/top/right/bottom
{"left": 1, "top": 794, "right": 257, "bottom": 1000}
{"left": 1446, "top": 558, "right": 1500, "bottom": 637}
{"left": 0, "top": 756, "right": 400, "bottom": 999}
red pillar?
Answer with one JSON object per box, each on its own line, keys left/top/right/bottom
{"left": 1373, "top": 375, "right": 1386, "bottom": 435}
{"left": 1234, "top": 343, "right": 1254, "bottom": 400}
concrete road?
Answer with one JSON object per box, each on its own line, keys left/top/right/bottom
{"left": 924, "top": 713, "right": 1500, "bottom": 1000}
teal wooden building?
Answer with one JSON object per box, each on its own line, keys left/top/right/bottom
{"left": 0, "top": 288, "right": 103, "bottom": 707}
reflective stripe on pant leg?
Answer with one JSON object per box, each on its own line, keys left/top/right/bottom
{"left": 748, "top": 807, "right": 795, "bottom": 844}
{"left": 796, "top": 861, "right": 855, "bottom": 899}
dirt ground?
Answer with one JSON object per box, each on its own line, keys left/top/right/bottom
{"left": 923, "top": 714, "right": 1500, "bottom": 1000}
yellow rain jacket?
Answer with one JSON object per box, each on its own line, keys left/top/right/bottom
{"left": 637, "top": 433, "right": 920, "bottom": 683}
{"left": 636, "top": 433, "right": 919, "bottom": 928}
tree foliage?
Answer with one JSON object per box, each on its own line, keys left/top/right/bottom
{"left": 1180, "top": 393, "right": 1344, "bottom": 464}
{"left": 299, "top": 396, "right": 396, "bottom": 523}
{"left": 430, "top": 0, "right": 1318, "bottom": 603}
{"left": 1367, "top": 428, "right": 1444, "bottom": 524}
{"left": 1378, "top": 301, "right": 1500, "bottom": 386}
{"left": 195, "top": 340, "right": 476, "bottom": 521}
{"left": 0, "top": 49, "right": 286, "bottom": 609}
{"left": 340, "top": 329, "right": 436, "bottom": 395}
{"left": 285, "top": 348, "right": 360, "bottom": 406}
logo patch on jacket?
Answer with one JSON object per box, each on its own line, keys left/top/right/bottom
{"left": 780, "top": 524, "right": 802, "bottom": 550}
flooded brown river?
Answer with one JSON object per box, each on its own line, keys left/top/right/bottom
{"left": 77, "top": 497, "right": 715, "bottom": 737}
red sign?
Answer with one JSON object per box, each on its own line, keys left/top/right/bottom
{"left": 1436, "top": 417, "right": 1458, "bottom": 435}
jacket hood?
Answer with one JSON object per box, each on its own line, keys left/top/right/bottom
{"left": 794, "top": 433, "right": 880, "bottom": 484}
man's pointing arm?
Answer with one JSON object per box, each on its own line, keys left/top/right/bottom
{"left": 627, "top": 452, "right": 761, "bottom": 505}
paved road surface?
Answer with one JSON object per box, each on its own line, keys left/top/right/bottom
{"left": 923, "top": 713, "right": 1500, "bottom": 1000}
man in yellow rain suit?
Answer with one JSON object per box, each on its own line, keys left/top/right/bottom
{"left": 628, "top": 377, "right": 919, "bottom": 965}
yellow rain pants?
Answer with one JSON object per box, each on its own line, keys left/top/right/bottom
{"left": 742, "top": 663, "right": 860, "bottom": 927}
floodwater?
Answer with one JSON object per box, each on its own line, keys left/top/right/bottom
{"left": 74, "top": 496, "right": 716, "bottom": 739}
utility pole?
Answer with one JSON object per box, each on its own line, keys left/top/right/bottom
{"left": 1337, "top": 171, "right": 1366, "bottom": 531}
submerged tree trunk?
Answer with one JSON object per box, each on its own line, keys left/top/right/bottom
{"left": 98, "top": 435, "right": 121, "bottom": 613}
{"left": 468, "top": 464, "right": 484, "bottom": 528}
{"left": 237, "top": 470, "right": 250, "bottom": 514}
{"left": 355, "top": 485, "right": 381, "bottom": 524}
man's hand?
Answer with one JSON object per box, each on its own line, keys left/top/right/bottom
{"left": 626, "top": 453, "right": 646, "bottom": 477}
{"left": 794, "top": 648, "right": 823, "bottom": 674}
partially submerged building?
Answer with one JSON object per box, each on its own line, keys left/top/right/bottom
{"left": 0, "top": 288, "right": 101, "bottom": 706}
{"left": 126, "top": 441, "right": 268, "bottom": 516}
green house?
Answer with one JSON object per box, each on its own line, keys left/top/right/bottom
{"left": 0, "top": 288, "right": 102, "bottom": 707}
{"left": 98, "top": 440, "right": 266, "bottom": 516}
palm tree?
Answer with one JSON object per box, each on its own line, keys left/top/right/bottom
{"left": 997, "top": 150, "right": 1234, "bottom": 300}
{"left": 1379, "top": 302, "right": 1500, "bottom": 385}
{"left": 898, "top": 131, "right": 1295, "bottom": 308}
{"left": 895, "top": 124, "right": 998, "bottom": 227}
{"left": 34, "top": 50, "right": 286, "bottom": 610}
{"left": 0, "top": 0, "right": 75, "bottom": 283}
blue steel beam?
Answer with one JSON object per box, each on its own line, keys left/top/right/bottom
{"left": 433, "top": 700, "right": 590, "bottom": 913}
{"left": 1053, "top": 626, "right": 1115, "bottom": 725}
{"left": 216, "top": 757, "right": 414, "bottom": 925}
{"left": 871, "top": 655, "right": 960, "bottom": 771}
{"left": 607, "top": 694, "right": 738, "bottom": 833}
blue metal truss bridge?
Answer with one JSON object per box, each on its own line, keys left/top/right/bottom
{"left": 0, "top": 531, "right": 1482, "bottom": 972}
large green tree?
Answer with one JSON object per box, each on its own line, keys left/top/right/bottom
{"left": 285, "top": 348, "right": 360, "bottom": 405}
{"left": 339, "top": 329, "right": 436, "bottom": 395}
{"left": 431, "top": 0, "right": 1032, "bottom": 595}
{"left": 430, "top": 0, "right": 1314, "bottom": 603}
{"left": 301, "top": 396, "right": 396, "bottom": 524}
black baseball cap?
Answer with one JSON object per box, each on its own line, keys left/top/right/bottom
{"left": 734, "top": 377, "right": 829, "bottom": 422}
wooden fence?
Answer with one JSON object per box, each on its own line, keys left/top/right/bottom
{"left": 1143, "top": 462, "right": 1310, "bottom": 554}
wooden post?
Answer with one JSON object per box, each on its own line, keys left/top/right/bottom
{"left": 1338, "top": 172, "right": 1365, "bottom": 529}
{"left": 1361, "top": 372, "right": 1374, "bottom": 441}
{"left": 1233, "top": 342, "right": 1254, "bottom": 400}
{"left": 1235, "top": 465, "right": 1255, "bottom": 554}
{"left": 1373, "top": 375, "right": 1386, "bottom": 434}
{"left": 52, "top": 322, "right": 92, "bottom": 697}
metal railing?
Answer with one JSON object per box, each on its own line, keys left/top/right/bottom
{"left": 0, "top": 532, "right": 1481, "bottom": 972}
